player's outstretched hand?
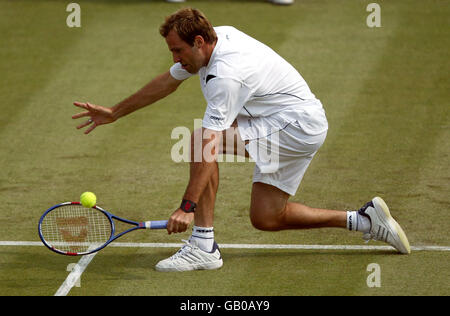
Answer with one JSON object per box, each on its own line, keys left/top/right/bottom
{"left": 72, "top": 102, "right": 115, "bottom": 134}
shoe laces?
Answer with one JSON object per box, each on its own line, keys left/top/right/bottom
{"left": 362, "top": 226, "right": 389, "bottom": 243}
{"left": 170, "top": 240, "right": 198, "bottom": 260}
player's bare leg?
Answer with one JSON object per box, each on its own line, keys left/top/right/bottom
{"left": 249, "top": 182, "right": 347, "bottom": 231}
{"left": 248, "top": 181, "right": 410, "bottom": 254}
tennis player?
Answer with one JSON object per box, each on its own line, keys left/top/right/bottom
{"left": 73, "top": 8, "right": 410, "bottom": 271}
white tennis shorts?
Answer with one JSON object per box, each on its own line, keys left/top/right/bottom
{"left": 245, "top": 121, "right": 327, "bottom": 196}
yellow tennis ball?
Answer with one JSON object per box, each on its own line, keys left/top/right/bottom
{"left": 80, "top": 192, "right": 96, "bottom": 208}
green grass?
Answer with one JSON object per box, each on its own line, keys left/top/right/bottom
{"left": 0, "top": 0, "right": 448, "bottom": 296}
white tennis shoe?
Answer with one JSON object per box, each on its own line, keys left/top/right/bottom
{"left": 155, "top": 239, "right": 223, "bottom": 272}
{"left": 358, "top": 197, "right": 411, "bottom": 254}
{"left": 270, "top": 0, "right": 294, "bottom": 5}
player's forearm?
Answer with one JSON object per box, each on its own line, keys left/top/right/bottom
{"left": 183, "top": 160, "right": 218, "bottom": 203}
{"left": 183, "top": 130, "right": 221, "bottom": 203}
{"left": 111, "top": 71, "right": 180, "bottom": 121}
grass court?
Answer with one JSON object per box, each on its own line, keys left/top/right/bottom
{"left": 0, "top": 0, "right": 449, "bottom": 296}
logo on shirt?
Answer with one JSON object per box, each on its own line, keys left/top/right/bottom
{"left": 205, "top": 74, "right": 216, "bottom": 84}
{"left": 210, "top": 115, "right": 224, "bottom": 121}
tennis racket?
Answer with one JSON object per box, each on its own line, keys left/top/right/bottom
{"left": 38, "top": 202, "right": 168, "bottom": 256}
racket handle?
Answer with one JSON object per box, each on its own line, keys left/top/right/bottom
{"left": 144, "top": 220, "right": 168, "bottom": 229}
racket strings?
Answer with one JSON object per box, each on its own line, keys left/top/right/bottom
{"left": 40, "top": 204, "right": 112, "bottom": 253}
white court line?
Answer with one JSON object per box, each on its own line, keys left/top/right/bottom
{"left": 0, "top": 241, "right": 449, "bottom": 251}
{"left": 2, "top": 240, "right": 448, "bottom": 296}
{"left": 54, "top": 251, "right": 97, "bottom": 296}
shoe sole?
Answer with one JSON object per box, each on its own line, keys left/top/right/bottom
{"left": 155, "top": 259, "right": 223, "bottom": 272}
{"left": 372, "top": 197, "right": 411, "bottom": 254}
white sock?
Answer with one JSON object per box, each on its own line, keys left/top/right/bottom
{"left": 347, "top": 211, "right": 371, "bottom": 233}
{"left": 189, "top": 226, "right": 214, "bottom": 252}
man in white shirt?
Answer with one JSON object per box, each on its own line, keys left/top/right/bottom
{"left": 73, "top": 8, "right": 410, "bottom": 271}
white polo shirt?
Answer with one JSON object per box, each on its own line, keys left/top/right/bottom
{"left": 170, "top": 26, "right": 328, "bottom": 140}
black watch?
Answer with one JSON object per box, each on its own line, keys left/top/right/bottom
{"left": 180, "top": 199, "right": 197, "bottom": 213}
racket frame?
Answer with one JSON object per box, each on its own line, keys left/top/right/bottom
{"left": 38, "top": 202, "right": 167, "bottom": 256}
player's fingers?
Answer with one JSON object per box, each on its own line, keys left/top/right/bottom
{"left": 76, "top": 118, "right": 94, "bottom": 130}
{"left": 84, "top": 122, "right": 97, "bottom": 135}
{"left": 74, "top": 102, "right": 99, "bottom": 114}
{"left": 73, "top": 101, "right": 89, "bottom": 109}
{"left": 85, "top": 102, "right": 100, "bottom": 113}
{"left": 167, "top": 219, "right": 174, "bottom": 234}
{"left": 72, "top": 111, "right": 90, "bottom": 119}
{"left": 174, "top": 220, "right": 188, "bottom": 234}
{"left": 167, "top": 216, "right": 182, "bottom": 234}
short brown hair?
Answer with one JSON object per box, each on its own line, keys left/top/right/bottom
{"left": 160, "top": 8, "right": 217, "bottom": 46}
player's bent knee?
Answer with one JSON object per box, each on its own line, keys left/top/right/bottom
{"left": 249, "top": 208, "right": 282, "bottom": 231}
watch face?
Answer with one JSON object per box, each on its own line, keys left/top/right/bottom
{"left": 181, "top": 200, "right": 196, "bottom": 213}
{"left": 183, "top": 201, "right": 193, "bottom": 211}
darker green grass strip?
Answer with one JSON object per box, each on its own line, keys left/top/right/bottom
{"left": 303, "top": 0, "right": 449, "bottom": 243}
{"left": 0, "top": 1, "right": 89, "bottom": 133}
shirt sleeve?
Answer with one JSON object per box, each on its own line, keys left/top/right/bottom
{"left": 169, "top": 63, "right": 194, "bottom": 81}
{"left": 202, "top": 77, "right": 251, "bottom": 131}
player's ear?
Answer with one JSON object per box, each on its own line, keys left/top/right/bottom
{"left": 193, "top": 35, "right": 205, "bottom": 48}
